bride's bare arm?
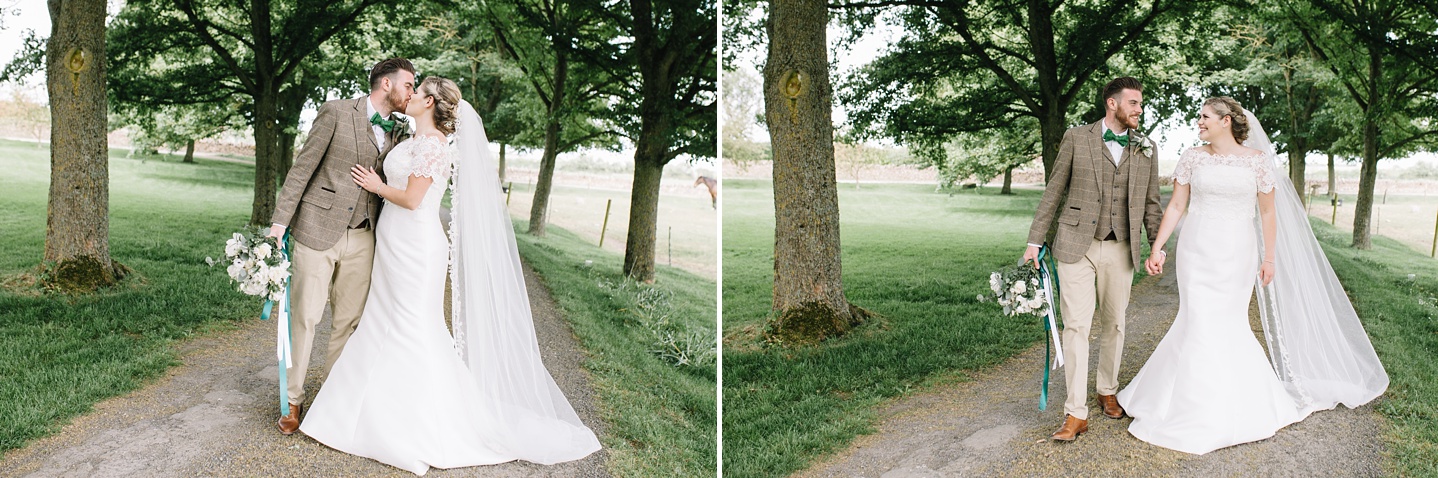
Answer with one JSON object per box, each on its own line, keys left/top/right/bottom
{"left": 351, "top": 166, "right": 434, "bottom": 210}
{"left": 1153, "top": 183, "right": 1190, "bottom": 246}
{"left": 1143, "top": 183, "right": 1189, "bottom": 274}
{"left": 1257, "top": 189, "right": 1277, "bottom": 285}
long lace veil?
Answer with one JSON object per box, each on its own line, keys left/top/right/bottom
{"left": 1245, "top": 110, "right": 1388, "bottom": 413}
{"left": 448, "top": 100, "right": 601, "bottom": 464}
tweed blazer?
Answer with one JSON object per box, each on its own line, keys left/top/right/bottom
{"left": 1027, "top": 121, "right": 1163, "bottom": 266}
{"left": 272, "top": 97, "right": 401, "bottom": 251}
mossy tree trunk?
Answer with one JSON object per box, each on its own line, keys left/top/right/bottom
{"left": 624, "top": 158, "right": 665, "bottom": 282}
{"left": 1351, "top": 42, "right": 1382, "bottom": 250}
{"left": 622, "top": 0, "right": 715, "bottom": 283}
{"left": 763, "top": 0, "right": 860, "bottom": 345}
{"left": 45, "top": 0, "right": 123, "bottom": 291}
{"left": 182, "top": 139, "right": 195, "bottom": 163}
{"left": 527, "top": 47, "right": 567, "bottom": 237}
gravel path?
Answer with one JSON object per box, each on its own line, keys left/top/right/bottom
{"left": 0, "top": 262, "right": 609, "bottom": 478}
{"left": 797, "top": 241, "right": 1387, "bottom": 478}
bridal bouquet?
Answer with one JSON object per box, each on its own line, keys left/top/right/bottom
{"left": 210, "top": 228, "right": 298, "bottom": 416}
{"left": 210, "top": 227, "right": 291, "bottom": 301}
{"left": 979, "top": 262, "right": 1051, "bottom": 318}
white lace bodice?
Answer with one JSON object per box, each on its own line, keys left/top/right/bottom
{"left": 1174, "top": 148, "right": 1276, "bottom": 220}
{"left": 383, "top": 135, "right": 453, "bottom": 211}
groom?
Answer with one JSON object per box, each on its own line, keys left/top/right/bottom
{"left": 268, "top": 58, "right": 415, "bottom": 435}
{"left": 1022, "top": 77, "right": 1163, "bottom": 442}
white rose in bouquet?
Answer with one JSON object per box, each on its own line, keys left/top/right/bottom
{"left": 266, "top": 262, "right": 291, "bottom": 284}
{"left": 980, "top": 260, "right": 1052, "bottom": 319}
{"left": 254, "top": 243, "right": 273, "bottom": 260}
{"left": 216, "top": 226, "right": 293, "bottom": 302}
{"left": 225, "top": 237, "right": 244, "bottom": 258}
{"left": 241, "top": 280, "right": 267, "bottom": 296}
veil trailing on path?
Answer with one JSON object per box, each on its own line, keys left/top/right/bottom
{"left": 1245, "top": 110, "right": 1388, "bottom": 414}
{"left": 447, "top": 100, "right": 601, "bottom": 464}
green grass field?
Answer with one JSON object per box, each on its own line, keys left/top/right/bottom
{"left": 506, "top": 179, "right": 718, "bottom": 279}
{"left": 1307, "top": 220, "right": 1438, "bottom": 477}
{"left": 722, "top": 180, "right": 1045, "bottom": 477}
{"left": 1306, "top": 192, "right": 1438, "bottom": 257}
{"left": 0, "top": 139, "right": 717, "bottom": 477}
{"left": 515, "top": 221, "right": 716, "bottom": 477}
{"left": 722, "top": 178, "right": 1438, "bottom": 477}
{"left": 0, "top": 140, "right": 262, "bottom": 452}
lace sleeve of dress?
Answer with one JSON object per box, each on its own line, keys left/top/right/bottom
{"left": 409, "top": 136, "right": 453, "bottom": 179}
{"left": 1173, "top": 148, "right": 1197, "bottom": 185}
{"left": 1255, "top": 154, "right": 1277, "bottom": 194}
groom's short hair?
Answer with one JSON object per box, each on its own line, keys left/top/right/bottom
{"left": 369, "top": 58, "right": 416, "bottom": 90}
{"left": 1101, "top": 77, "right": 1144, "bottom": 110}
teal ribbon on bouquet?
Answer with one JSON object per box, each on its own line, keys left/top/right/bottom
{"left": 259, "top": 232, "right": 294, "bottom": 417}
{"left": 1035, "top": 245, "right": 1065, "bottom": 411}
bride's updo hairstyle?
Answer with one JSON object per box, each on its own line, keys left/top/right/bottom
{"left": 418, "top": 77, "right": 463, "bottom": 136}
{"left": 1203, "top": 96, "right": 1250, "bottom": 144}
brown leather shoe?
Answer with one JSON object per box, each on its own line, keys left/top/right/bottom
{"left": 1097, "top": 394, "right": 1125, "bottom": 419}
{"left": 1050, "top": 415, "right": 1088, "bottom": 441}
{"left": 277, "top": 403, "right": 302, "bottom": 435}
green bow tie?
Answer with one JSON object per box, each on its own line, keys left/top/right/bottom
{"left": 370, "top": 112, "right": 396, "bottom": 132}
{"left": 1103, "top": 129, "right": 1130, "bottom": 147}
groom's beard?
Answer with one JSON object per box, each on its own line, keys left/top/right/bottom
{"left": 1112, "top": 112, "right": 1140, "bottom": 131}
{"left": 387, "top": 89, "right": 408, "bottom": 114}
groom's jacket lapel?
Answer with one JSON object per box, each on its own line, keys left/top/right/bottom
{"left": 271, "top": 97, "right": 383, "bottom": 252}
{"left": 350, "top": 98, "right": 381, "bottom": 153}
{"left": 1089, "top": 122, "right": 1109, "bottom": 189}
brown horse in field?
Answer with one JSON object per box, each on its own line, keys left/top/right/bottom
{"left": 694, "top": 176, "right": 718, "bottom": 209}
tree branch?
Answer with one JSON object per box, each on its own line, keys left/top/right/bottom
{"left": 932, "top": 6, "right": 1040, "bottom": 112}
{"left": 176, "top": 0, "right": 257, "bottom": 94}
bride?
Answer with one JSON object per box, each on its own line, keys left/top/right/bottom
{"left": 1115, "top": 97, "right": 1388, "bottom": 455}
{"left": 298, "top": 77, "right": 601, "bottom": 474}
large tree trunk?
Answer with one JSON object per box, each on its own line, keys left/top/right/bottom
{"left": 763, "top": 0, "right": 859, "bottom": 345}
{"left": 1288, "top": 145, "right": 1307, "bottom": 203}
{"left": 1283, "top": 69, "right": 1307, "bottom": 204}
{"left": 44, "top": 0, "right": 122, "bottom": 291}
{"left": 1352, "top": 45, "right": 1381, "bottom": 250}
{"left": 498, "top": 143, "right": 507, "bottom": 185}
{"left": 183, "top": 139, "right": 195, "bottom": 163}
{"left": 1326, "top": 151, "right": 1335, "bottom": 197}
{"left": 250, "top": 88, "right": 281, "bottom": 226}
{"left": 1353, "top": 120, "right": 1378, "bottom": 249}
{"left": 1001, "top": 164, "right": 1014, "bottom": 194}
{"left": 247, "top": 0, "right": 279, "bottom": 227}
{"left": 622, "top": 0, "right": 681, "bottom": 283}
{"left": 1038, "top": 109, "right": 1066, "bottom": 179}
{"left": 529, "top": 120, "right": 560, "bottom": 236}
{"left": 277, "top": 129, "right": 296, "bottom": 185}
{"left": 623, "top": 157, "right": 665, "bottom": 282}
{"left": 275, "top": 89, "right": 303, "bottom": 184}
{"left": 527, "top": 49, "right": 568, "bottom": 236}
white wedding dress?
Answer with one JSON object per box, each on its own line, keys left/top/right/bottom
{"left": 300, "top": 117, "right": 599, "bottom": 474}
{"left": 1116, "top": 148, "right": 1306, "bottom": 455}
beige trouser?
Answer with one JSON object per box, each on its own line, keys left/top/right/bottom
{"left": 285, "top": 227, "right": 375, "bottom": 406}
{"left": 1056, "top": 238, "right": 1133, "bottom": 420}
